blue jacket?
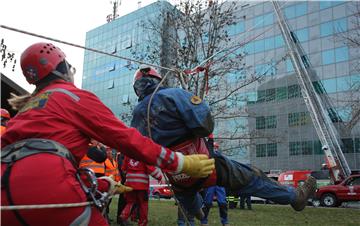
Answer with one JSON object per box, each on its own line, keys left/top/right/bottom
{"left": 131, "top": 85, "right": 214, "bottom": 147}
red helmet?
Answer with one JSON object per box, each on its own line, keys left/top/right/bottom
{"left": 1, "top": 108, "right": 10, "bottom": 119}
{"left": 214, "top": 142, "right": 220, "bottom": 149}
{"left": 20, "top": 42, "right": 66, "bottom": 84}
{"left": 133, "top": 65, "right": 162, "bottom": 84}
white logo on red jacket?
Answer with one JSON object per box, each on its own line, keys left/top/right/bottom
{"left": 129, "top": 159, "right": 139, "bottom": 167}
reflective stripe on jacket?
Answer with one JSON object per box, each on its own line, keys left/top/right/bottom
{"left": 122, "top": 156, "right": 161, "bottom": 190}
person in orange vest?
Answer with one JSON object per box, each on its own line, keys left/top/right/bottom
{"left": 104, "top": 146, "right": 121, "bottom": 223}
{"left": 120, "top": 156, "right": 163, "bottom": 226}
{"left": 79, "top": 141, "right": 107, "bottom": 177}
{"left": 104, "top": 147, "right": 120, "bottom": 182}
{"left": 1, "top": 108, "right": 11, "bottom": 136}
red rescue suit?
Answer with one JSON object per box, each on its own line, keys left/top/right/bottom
{"left": 120, "top": 156, "right": 163, "bottom": 226}
{"left": 1, "top": 80, "right": 180, "bottom": 226}
{"left": 167, "top": 138, "right": 217, "bottom": 191}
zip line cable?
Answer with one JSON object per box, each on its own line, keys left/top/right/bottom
{"left": 0, "top": 1, "right": 289, "bottom": 78}
{"left": 0, "top": 24, "right": 177, "bottom": 74}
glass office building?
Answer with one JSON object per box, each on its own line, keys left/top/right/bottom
{"left": 228, "top": 1, "right": 360, "bottom": 171}
{"left": 83, "top": 1, "right": 359, "bottom": 172}
{"left": 82, "top": 2, "right": 172, "bottom": 124}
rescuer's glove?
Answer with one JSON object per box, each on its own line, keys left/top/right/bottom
{"left": 100, "top": 176, "right": 133, "bottom": 194}
{"left": 181, "top": 154, "right": 215, "bottom": 178}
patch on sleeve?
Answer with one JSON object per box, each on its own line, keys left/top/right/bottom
{"left": 190, "top": 95, "right": 202, "bottom": 105}
{"left": 19, "top": 92, "right": 51, "bottom": 113}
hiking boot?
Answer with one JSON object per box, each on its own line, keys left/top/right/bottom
{"left": 291, "top": 176, "right": 316, "bottom": 211}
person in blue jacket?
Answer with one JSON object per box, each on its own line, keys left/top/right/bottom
{"left": 130, "top": 65, "right": 316, "bottom": 220}
{"left": 200, "top": 141, "right": 228, "bottom": 226}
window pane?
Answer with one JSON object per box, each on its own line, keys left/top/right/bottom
{"left": 337, "top": 76, "right": 351, "bottom": 92}
{"left": 264, "top": 37, "right": 274, "bottom": 50}
{"left": 263, "top": 13, "right": 274, "bottom": 26}
{"left": 266, "top": 116, "right": 277, "bottom": 128}
{"left": 300, "top": 112, "right": 310, "bottom": 125}
{"left": 334, "top": 18, "right": 347, "bottom": 33}
{"left": 254, "top": 39, "right": 265, "bottom": 53}
{"left": 320, "top": 2, "right": 332, "bottom": 9}
{"left": 336, "top": 107, "right": 352, "bottom": 122}
{"left": 267, "top": 143, "right": 277, "bottom": 156}
{"left": 276, "top": 87, "right": 288, "bottom": 100}
{"left": 286, "top": 59, "right": 294, "bottom": 72}
{"left": 289, "top": 112, "right": 299, "bottom": 127}
{"left": 290, "top": 142, "right": 301, "bottom": 155}
{"left": 302, "top": 141, "right": 313, "bottom": 155}
{"left": 257, "top": 90, "right": 266, "bottom": 103}
{"left": 275, "top": 35, "right": 284, "bottom": 48}
{"left": 335, "top": 46, "right": 348, "bottom": 62}
{"left": 342, "top": 138, "right": 354, "bottom": 153}
{"left": 256, "top": 144, "right": 267, "bottom": 157}
{"left": 322, "top": 78, "right": 337, "bottom": 93}
{"left": 244, "top": 42, "right": 254, "bottom": 54}
{"left": 295, "top": 3, "right": 307, "bottom": 17}
{"left": 288, "top": 84, "right": 301, "bottom": 99}
{"left": 284, "top": 5, "right": 295, "bottom": 19}
{"left": 254, "top": 16, "right": 264, "bottom": 28}
{"left": 256, "top": 116, "right": 266, "bottom": 129}
{"left": 295, "top": 28, "right": 309, "bottom": 42}
{"left": 320, "top": 21, "right": 333, "bottom": 37}
{"left": 266, "top": 89, "right": 276, "bottom": 102}
{"left": 322, "top": 49, "right": 335, "bottom": 65}
{"left": 355, "top": 138, "right": 360, "bottom": 153}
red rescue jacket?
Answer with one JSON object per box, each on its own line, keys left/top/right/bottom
{"left": 166, "top": 138, "right": 217, "bottom": 190}
{"left": 1, "top": 80, "right": 180, "bottom": 185}
{"left": 122, "top": 156, "right": 163, "bottom": 190}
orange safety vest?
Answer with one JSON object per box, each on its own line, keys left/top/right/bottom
{"left": 104, "top": 158, "right": 120, "bottom": 182}
{"left": 79, "top": 155, "right": 105, "bottom": 175}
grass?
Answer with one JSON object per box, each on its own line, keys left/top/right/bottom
{"left": 109, "top": 198, "right": 359, "bottom": 226}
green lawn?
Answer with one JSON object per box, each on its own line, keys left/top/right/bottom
{"left": 109, "top": 199, "right": 359, "bottom": 226}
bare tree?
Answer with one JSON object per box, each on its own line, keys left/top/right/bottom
{"left": 0, "top": 38, "right": 16, "bottom": 71}
{"left": 333, "top": 2, "right": 360, "bottom": 132}
{"left": 131, "top": 0, "right": 285, "bottom": 156}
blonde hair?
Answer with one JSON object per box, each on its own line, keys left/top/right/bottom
{"left": 8, "top": 92, "right": 33, "bottom": 111}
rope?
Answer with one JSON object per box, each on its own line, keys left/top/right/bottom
{"left": 1, "top": 201, "right": 93, "bottom": 210}
{"left": 0, "top": 24, "right": 177, "bottom": 74}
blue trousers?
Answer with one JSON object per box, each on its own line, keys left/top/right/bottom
{"left": 201, "top": 186, "right": 228, "bottom": 225}
{"left": 174, "top": 152, "right": 296, "bottom": 216}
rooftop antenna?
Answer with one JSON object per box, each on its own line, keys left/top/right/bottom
{"left": 106, "top": 0, "right": 121, "bottom": 23}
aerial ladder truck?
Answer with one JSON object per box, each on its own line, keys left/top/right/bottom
{"left": 272, "top": 1, "right": 352, "bottom": 184}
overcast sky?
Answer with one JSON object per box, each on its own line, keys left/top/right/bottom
{"left": 0, "top": 0, "right": 175, "bottom": 93}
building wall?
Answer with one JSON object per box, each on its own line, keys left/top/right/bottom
{"left": 82, "top": 1, "right": 360, "bottom": 172}
{"left": 228, "top": 1, "right": 360, "bottom": 171}
{"left": 82, "top": 1, "right": 172, "bottom": 124}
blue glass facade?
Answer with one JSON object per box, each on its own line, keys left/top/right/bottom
{"left": 82, "top": 2, "right": 169, "bottom": 123}
{"left": 231, "top": 1, "right": 360, "bottom": 171}
{"left": 83, "top": 1, "right": 360, "bottom": 171}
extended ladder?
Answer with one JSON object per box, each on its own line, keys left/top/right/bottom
{"left": 272, "top": 1, "right": 351, "bottom": 183}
